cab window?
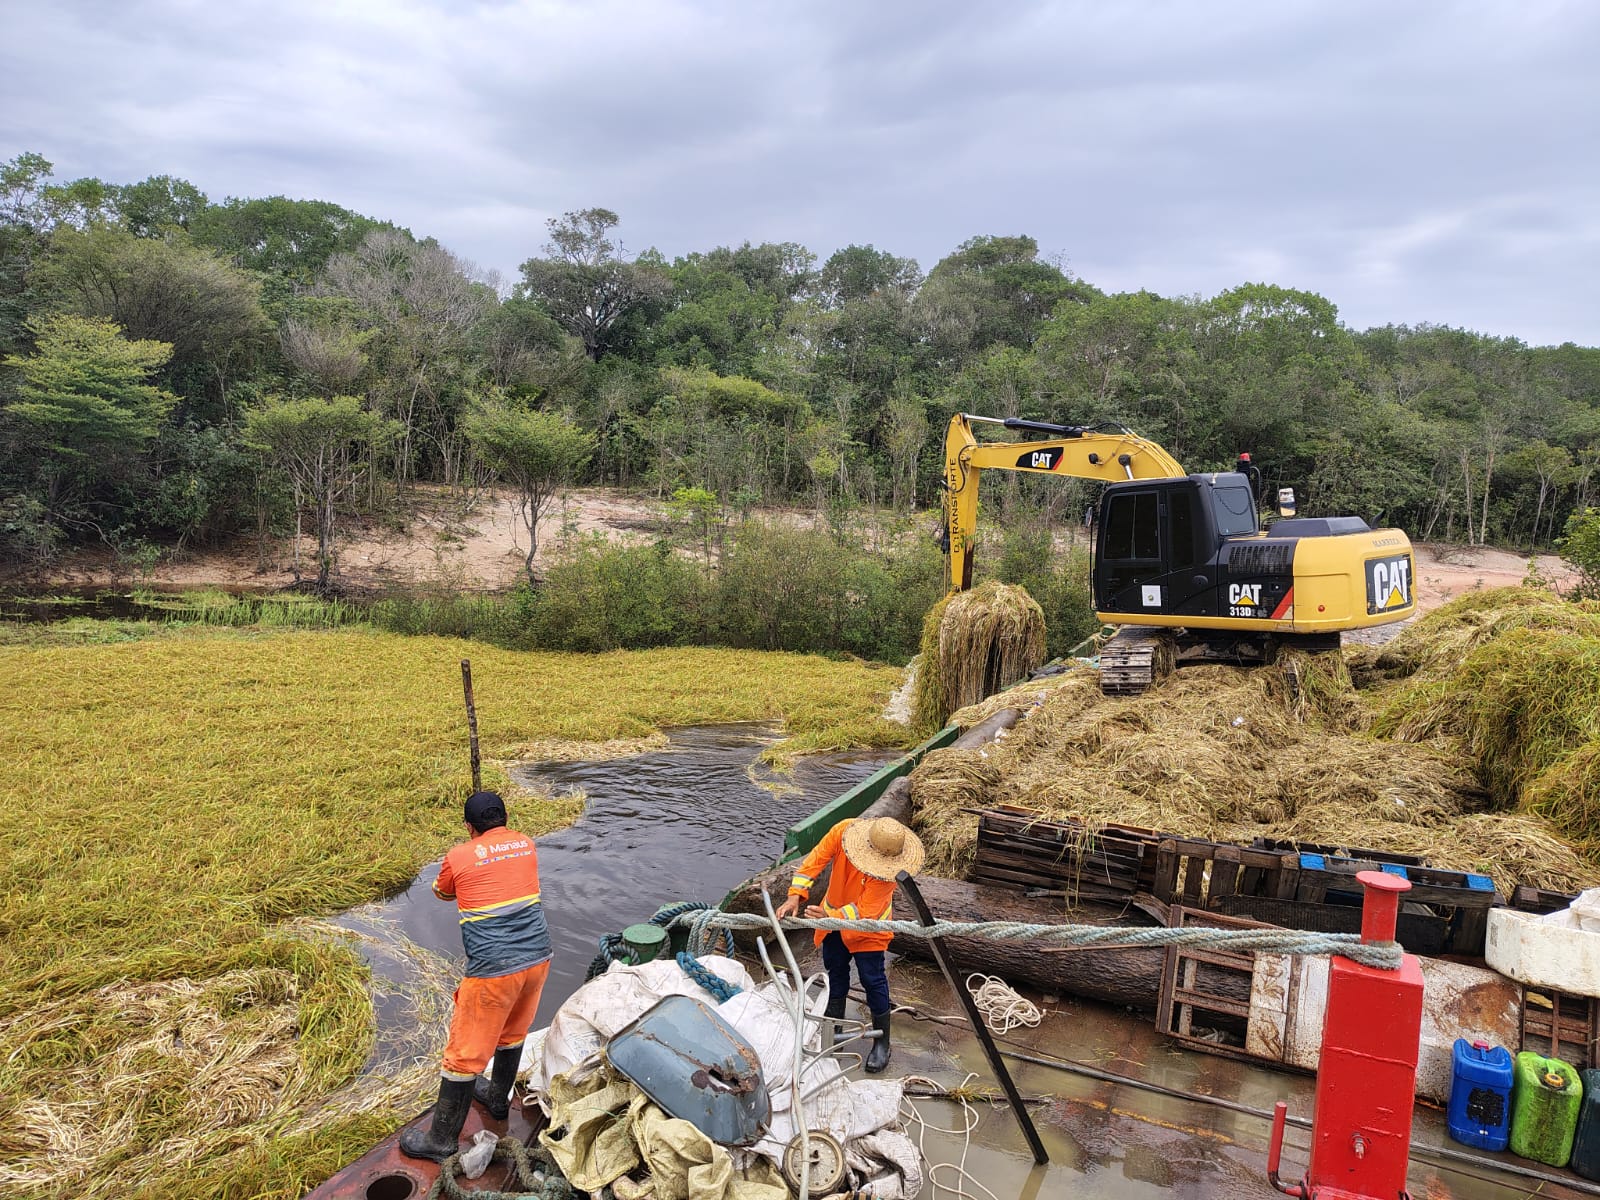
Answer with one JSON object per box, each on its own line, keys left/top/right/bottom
{"left": 1212, "top": 486, "right": 1258, "bottom": 538}
{"left": 1104, "top": 492, "right": 1159, "bottom": 559}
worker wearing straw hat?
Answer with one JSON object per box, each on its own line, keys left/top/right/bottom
{"left": 401, "top": 790, "right": 553, "bottom": 1162}
{"left": 776, "top": 816, "right": 925, "bottom": 1074}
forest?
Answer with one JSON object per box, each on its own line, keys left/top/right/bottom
{"left": 4, "top": 149, "right": 1599, "bottom": 601}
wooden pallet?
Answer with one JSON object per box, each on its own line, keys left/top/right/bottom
{"left": 968, "top": 807, "right": 1167, "bottom": 902}
{"left": 1521, "top": 985, "right": 1600, "bottom": 1071}
{"left": 1509, "top": 885, "right": 1578, "bottom": 915}
{"left": 1291, "top": 854, "right": 1500, "bottom": 956}
{"left": 1150, "top": 838, "right": 1300, "bottom": 910}
{"left": 1155, "top": 906, "right": 1278, "bottom": 1064}
{"left": 1250, "top": 836, "right": 1424, "bottom": 868}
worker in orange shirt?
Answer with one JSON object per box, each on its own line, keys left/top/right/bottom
{"left": 401, "top": 791, "right": 553, "bottom": 1161}
{"left": 775, "top": 816, "right": 924, "bottom": 1074}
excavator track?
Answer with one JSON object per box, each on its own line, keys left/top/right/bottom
{"left": 1098, "top": 628, "right": 1176, "bottom": 697}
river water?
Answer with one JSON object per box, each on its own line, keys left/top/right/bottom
{"left": 338, "top": 723, "right": 897, "bottom": 1026}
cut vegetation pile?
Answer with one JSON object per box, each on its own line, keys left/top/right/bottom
{"left": 911, "top": 581, "right": 1046, "bottom": 733}
{"left": 911, "top": 588, "right": 1600, "bottom": 893}
{"left": 0, "top": 631, "right": 906, "bottom": 1200}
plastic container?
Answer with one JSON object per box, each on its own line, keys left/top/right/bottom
{"left": 1570, "top": 1068, "right": 1600, "bottom": 1181}
{"left": 1486, "top": 907, "right": 1600, "bottom": 992}
{"left": 1448, "top": 1039, "right": 1513, "bottom": 1151}
{"left": 1509, "top": 1052, "right": 1582, "bottom": 1167}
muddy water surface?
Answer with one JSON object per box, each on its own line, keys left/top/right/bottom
{"left": 342, "top": 724, "right": 897, "bottom": 1025}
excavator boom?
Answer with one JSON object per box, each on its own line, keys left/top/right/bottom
{"left": 944, "top": 413, "right": 1186, "bottom": 590}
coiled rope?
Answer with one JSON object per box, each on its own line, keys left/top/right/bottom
{"left": 673, "top": 911, "right": 1404, "bottom": 971}
{"left": 966, "top": 973, "right": 1041, "bottom": 1035}
{"left": 427, "top": 1136, "right": 572, "bottom": 1200}
{"left": 585, "top": 900, "right": 734, "bottom": 981}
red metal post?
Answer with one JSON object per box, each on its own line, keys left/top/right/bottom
{"left": 1267, "top": 870, "right": 1424, "bottom": 1200}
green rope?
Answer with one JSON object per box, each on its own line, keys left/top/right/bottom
{"left": 426, "top": 1136, "right": 572, "bottom": 1200}
{"left": 676, "top": 911, "right": 1405, "bottom": 971}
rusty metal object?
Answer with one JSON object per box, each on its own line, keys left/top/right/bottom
{"left": 304, "top": 1092, "right": 547, "bottom": 1199}
{"left": 606, "top": 994, "right": 770, "bottom": 1146}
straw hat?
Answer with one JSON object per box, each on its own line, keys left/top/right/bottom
{"left": 843, "top": 817, "right": 925, "bottom": 881}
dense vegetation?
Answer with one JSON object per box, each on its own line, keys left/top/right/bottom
{"left": 4, "top": 150, "right": 1598, "bottom": 609}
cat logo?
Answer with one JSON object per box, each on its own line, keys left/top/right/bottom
{"left": 1365, "top": 554, "right": 1413, "bottom": 614}
{"left": 1015, "top": 447, "right": 1062, "bottom": 471}
{"left": 1228, "top": 583, "right": 1262, "bottom": 607}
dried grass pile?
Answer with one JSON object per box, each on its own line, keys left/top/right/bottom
{"left": 910, "top": 582, "right": 1046, "bottom": 733}
{"left": 910, "top": 613, "right": 1600, "bottom": 892}
{"left": 1368, "top": 588, "right": 1600, "bottom": 854}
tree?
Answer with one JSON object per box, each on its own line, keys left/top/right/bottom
{"left": 113, "top": 175, "right": 208, "bottom": 237}
{"left": 322, "top": 229, "right": 492, "bottom": 486}
{"left": 462, "top": 394, "right": 595, "bottom": 584}
{"left": 517, "top": 208, "right": 671, "bottom": 361}
{"left": 42, "top": 226, "right": 270, "bottom": 419}
{"left": 243, "top": 396, "right": 395, "bottom": 593}
{"left": 3, "top": 314, "right": 176, "bottom": 516}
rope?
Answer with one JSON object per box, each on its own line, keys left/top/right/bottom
{"left": 675, "top": 950, "right": 742, "bottom": 1003}
{"left": 671, "top": 911, "right": 1404, "bottom": 971}
{"left": 426, "top": 1136, "right": 573, "bottom": 1200}
{"left": 965, "top": 973, "right": 1041, "bottom": 1035}
{"left": 586, "top": 900, "right": 730, "bottom": 980}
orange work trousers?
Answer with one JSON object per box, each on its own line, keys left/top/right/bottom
{"left": 441, "top": 960, "right": 551, "bottom": 1079}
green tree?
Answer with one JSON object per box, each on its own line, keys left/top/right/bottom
{"left": 3, "top": 314, "right": 176, "bottom": 516}
{"left": 518, "top": 209, "right": 672, "bottom": 361}
{"left": 463, "top": 394, "right": 596, "bottom": 584}
{"left": 243, "top": 395, "right": 395, "bottom": 592}
{"left": 42, "top": 226, "right": 270, "bottom": 419}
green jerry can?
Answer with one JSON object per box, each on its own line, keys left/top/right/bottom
{"left": 1510, "top": 1051, "right": 1582, "bottom": 1167}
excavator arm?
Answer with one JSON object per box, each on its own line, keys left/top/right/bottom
{"left": 943, "top": 412, "right": 1186, "bottom": 590}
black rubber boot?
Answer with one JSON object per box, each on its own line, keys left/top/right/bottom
{"left": 399, "top": 1077, "right": 474, "bottom": 1161}
{"left": 865, "top": 1009, "right": 893, "bottom": 1074}
{"left": 474, "top": 1045, "right": 523, "bottom": 1120}
{"left": 824, "top": 995, "right": 847, "bottom": 1045}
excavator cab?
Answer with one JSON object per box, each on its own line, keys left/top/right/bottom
{"left": 1094, "top": 473, "right": 1261, "bottom": 618}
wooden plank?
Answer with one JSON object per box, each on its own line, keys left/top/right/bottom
{"left": 1181, "top": 856, "right": 1206, "bottom": 905}
{"left": 1155, "top": 840, "right": 1179, "bottom": 904}
{"left": 1210, "top": 846, "right": 1240, "bottom": 903}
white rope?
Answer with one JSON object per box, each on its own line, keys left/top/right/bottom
{"left": 899, "top": 1073, "right": 1004, "bottom": 1200}
{"left": 965, "top": 973, "right": 1042, "bottom": 1035}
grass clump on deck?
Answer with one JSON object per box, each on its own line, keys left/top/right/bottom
{"left": 910, "top": 625, "right": 1599, "bottom": 892}
{"left": 910, "top": 581, "right": 1046, "bottom": 734}
{"left": 1368, "top": 588, "right": 1600, "bottom": 852}
{"left": 0, "top": 632, "right": 907, "bottom": 1200}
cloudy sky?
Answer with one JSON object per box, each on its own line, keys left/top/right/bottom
{"left": 4, "top": 1, "right": 1596, "bottom": 346}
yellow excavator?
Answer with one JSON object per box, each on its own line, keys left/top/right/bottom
{"left": 942, "top": 413, "right": 1417, "bottom": 695}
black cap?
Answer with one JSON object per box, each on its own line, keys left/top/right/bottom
{"left": 464, "top": 790, "right": 508, "bottom": 831}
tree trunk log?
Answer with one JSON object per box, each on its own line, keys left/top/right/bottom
{"left": 726, "top": 868, "right": 1180, "bottom": 1011}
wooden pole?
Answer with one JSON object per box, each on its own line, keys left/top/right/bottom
{"left": 461, "top": 659, "right": 481, "bottom": 793}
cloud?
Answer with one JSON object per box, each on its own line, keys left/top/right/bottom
{"left": 3, "top": 0, "right": 1595, "bottom": 344}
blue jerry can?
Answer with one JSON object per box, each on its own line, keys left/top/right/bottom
{"left": 1449, "top": 1038, "right": 1513, "bottom": 1152}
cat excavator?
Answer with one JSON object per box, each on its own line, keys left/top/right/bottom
{"left": 942, "top": 412, "right": 1417, "bottom": 696}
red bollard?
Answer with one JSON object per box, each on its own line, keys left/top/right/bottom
{"left": 1267, "top": 870, "right": 1424, "bottom": 1199}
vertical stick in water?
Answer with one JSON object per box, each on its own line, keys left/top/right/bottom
{"left": 461, "top": 659, "right": 481, "bottom": 793}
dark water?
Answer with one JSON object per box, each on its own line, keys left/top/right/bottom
{"left": 344, "top": 724, "right": 897, "bottom": 1025}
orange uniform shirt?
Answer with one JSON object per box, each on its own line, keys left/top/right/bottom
{"left": 788, "top": 818, "right": 896, "bottom": 953}
{"left": 434, "top": 825, "right": 551, "bottom": 978}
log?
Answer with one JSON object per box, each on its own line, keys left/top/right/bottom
{"left": 726, "top": 868, "right": 1177, "bottom": 1011}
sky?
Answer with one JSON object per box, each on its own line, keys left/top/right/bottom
{"left": 3, "top": 0, "right": 1597, "bottom": 346}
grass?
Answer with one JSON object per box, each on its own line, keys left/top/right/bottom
{"left": 0, "top": 628, "right": 908, "bottom": 1199}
